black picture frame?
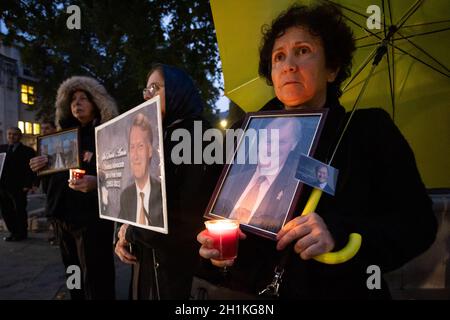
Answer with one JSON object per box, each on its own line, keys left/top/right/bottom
{"left": 36, "top": 127, "right": 80, "bottom": 176}
{"left": 204, "top": 108, "right": 328, "bottom": 240}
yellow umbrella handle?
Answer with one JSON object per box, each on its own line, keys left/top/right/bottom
{"left": 300, "top": 188, "right": 362, "bottom": 264}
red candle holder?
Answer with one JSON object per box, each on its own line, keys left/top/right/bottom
{"left": 70, "top": 169, "right": 86, "bottom": 180}
{"left": 205, "top": 219, "right": 239, "bottom": 261}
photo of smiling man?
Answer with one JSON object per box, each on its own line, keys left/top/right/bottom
{"left": 118, "top": 112, "right": 163, "bottom": 228}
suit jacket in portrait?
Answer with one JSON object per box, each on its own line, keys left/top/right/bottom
{"left": 318, "top": 181, "right": 334, "bottom": 194}
{"left": 118, "top": 176, "right": 163, "bottom": 228}
{"left": 213, "top": 151, "right": 300, "bottom": 233}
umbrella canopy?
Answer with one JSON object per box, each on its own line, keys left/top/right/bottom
{"left": 210, "top": 0, "right": 450, "bottom": 188}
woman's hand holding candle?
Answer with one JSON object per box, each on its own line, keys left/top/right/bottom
{"left": 197, "top": 221, "right": 247, "bottom": 268}
{"left": 68, "top": 174, "right": 97, "bottom": 193}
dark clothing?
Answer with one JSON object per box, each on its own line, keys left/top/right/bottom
{"left": 42, "top": 121, "right": 115, "bottom": 299}
{"left": 197, "top": 100, "right": 437, "bottom": 299}
{"left": 119, "top": 177, "right": 163, "bottom": 227}
{"left": 56, "top": 218, "right": 115, "bottom": 300}
{"left": 124, "top": 63, "right": 220, "bottom": 300}
{"left": 126, "top": 117, "right": 220, "bottom": 299}
{"left": 0, "top": 142, "right": 35, "bottom": 237}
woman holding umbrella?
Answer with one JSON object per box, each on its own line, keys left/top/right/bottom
{"left": 197, "top": 3, "right": 437, "bottom": 299}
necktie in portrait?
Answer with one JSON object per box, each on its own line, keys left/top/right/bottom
{"left": 139, "top": 192, "right": 151, "bottom": 225}
{"left": 234, "top": 175, "right": 267, "bottom": 223}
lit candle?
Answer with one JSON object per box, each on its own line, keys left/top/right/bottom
{"left": 205, "top": 219, "right": 239, "bottom": 261}
{"left": 70, "top": 169, "right": 86, "bottom": 180}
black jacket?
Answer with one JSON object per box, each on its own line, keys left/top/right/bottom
{"left": 0, "top": 143, "right": 35, "bottom": 191}
{"left": 198, "top": 100, "right": 437, "bottom": 299}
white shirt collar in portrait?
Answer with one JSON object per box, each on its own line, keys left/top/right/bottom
{"left": 231, "top": 164, "right": 282, "bottom": 224}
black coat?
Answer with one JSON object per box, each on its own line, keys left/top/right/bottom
{"left": 0, "top": 143, "right": 35, "bottom": 191}
{"left": 198, "top": 101, "right": 437, "bottom": 299}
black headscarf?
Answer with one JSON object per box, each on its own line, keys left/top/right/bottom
{"left": 160, "top": 64, "right": 204, "bottom": 127}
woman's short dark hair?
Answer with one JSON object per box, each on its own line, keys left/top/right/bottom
{"left": 258, "top": 3, "right": 355, "bottom": 99}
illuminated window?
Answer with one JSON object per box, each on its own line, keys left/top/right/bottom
{"left": 33, "top": 123, "right": 41, "bottom": 135}
{"left": 21, "top": 84, "right": 35, "bottom": 105}
{"left": 25, "top": 122, "right": 33, "bottom": 134}
{"left": 18, "top": 121, "right": 25, "bottom": 133}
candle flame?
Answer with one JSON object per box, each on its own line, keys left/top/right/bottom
{"left": 205, "top": 219, "right": 239, "bottom": 232}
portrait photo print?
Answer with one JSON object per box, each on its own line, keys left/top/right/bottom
{"left": 205, "top": 109, "right": 327, "bottom": 240}
{"left": 295, "top": 154, "right": 338, "bottom": 196}
{"left": 36, "top": 128, "right": 80, "bottom": 176}
{"left": 95, "top": 95, "right": 168, "bottom": 234}
{"left": 0, "top": 152, "right": 6, "bottom": 179}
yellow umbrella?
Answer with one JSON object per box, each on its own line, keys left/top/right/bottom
{"left": 211, "top": 0, "right": 450, "bottom": 188}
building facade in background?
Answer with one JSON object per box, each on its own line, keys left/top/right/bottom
{"left": 0, "top": 40, "right": 40, "bottom": 148}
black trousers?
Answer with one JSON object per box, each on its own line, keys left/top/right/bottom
{"left": 56, "top": 218, "right": 116, "bottom": 300}
{"left": 0, "top": 188, "right": 28, "bottom": 237}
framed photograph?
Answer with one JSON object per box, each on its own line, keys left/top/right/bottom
{"left": 95, "top": 95, "right": 168, "bottom": 234}
{"left": 36, "top": 128, "right": 80, "bottom": 176}
{"left": 204, "top": 109, "right": 328, "bottom": 240}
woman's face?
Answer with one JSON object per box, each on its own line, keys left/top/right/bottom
{"left": 71, "top": 90, "right": 96, "bottom": 124}
{"left": 144, "top": 70, "right": 166, "bottom": 117}
{"left": 270, "top": 27, "right": 338, "bottom": 109}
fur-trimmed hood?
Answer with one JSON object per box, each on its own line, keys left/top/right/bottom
{"left": 55, "top": 76, "right": 118, "bottom": 129}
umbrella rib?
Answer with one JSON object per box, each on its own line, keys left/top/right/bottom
{"left": 355, "top": 31, "right": 383, "bottom": 42}
{"left": 328, "top": 1, "right": 388, "bottom": 32}
{"left": 226, "top": 76, "right": 260, "bottom": 95}
{"left": 382, "top": 0, "right": 387, "bottom": 38}
{"left": 342, "top": 14, "right": 384, "bottom": 42}
{"left": 388, "top": 42, "right": 449, "bottom": 78}
{"left": 395, "top": 0, "right": 424, "bottom": 31}
{"left": 396, "top": 30, "right": 450, "bottom": 73}
{"left": 394, "top": 27, "right": 450, "bottom": 41}
{"left": 330, "top": 64, "right": 378, "bottom": 165}
{"left": 402, "top": 20, "right": 450, "bottom": 29}
{"left": 357, "top": 42, "right": 381, "bottom": 49}
{"left": 387, "top": 0, "right": 393, "bottom": 27}
{"left": 385, "top": 39, "right": 395, "bottom": 121}
{"left": 342, "top": 48, "right": 377, "bottom": 92}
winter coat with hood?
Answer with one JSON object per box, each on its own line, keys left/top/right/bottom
{"left": 124, "top": 64, "right": 220, "bottom": 300}
{"left": 43, "top": 76, "right": 118, "bottom": 226}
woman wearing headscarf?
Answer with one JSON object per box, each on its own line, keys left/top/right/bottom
{"left": 29, "top": 76, "right": 118, "bottom": 299}
{"left": 115, "top": 63, "right": 220, "bottom": 299}
{"left": 196, "top": 3, "right": 437, "bottom": 299}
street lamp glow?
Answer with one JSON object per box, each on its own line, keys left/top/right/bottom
{"left": 220, "top": 119, "right": 228, "bottom": 128}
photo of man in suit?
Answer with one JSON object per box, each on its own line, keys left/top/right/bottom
{"left": 118, "top": 113, "right": 163, "bottom": 228}
{"left": 314, "top": 164, "right": 334, "bottom": 194}
{"left": 212, "top": 117, "right": 303, "bottom": 234}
